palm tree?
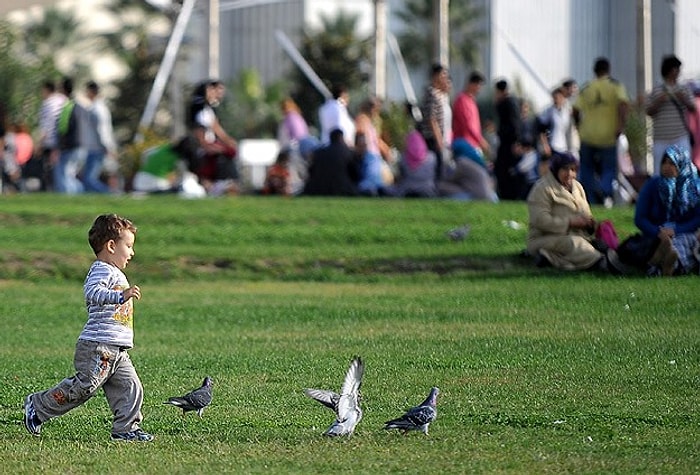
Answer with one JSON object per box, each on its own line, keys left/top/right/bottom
{"left": 22, "top": 6, "right": 91, "bottom": 79}
{"left": 0, "top": 20, "right": 60, "bottom": 127}
{"left": 290, "top": 10, "right": 372, "bottom": 129}
{"left": 216, "top": 69, "right": 287, "bottom": 139}
{"left": 102, "top": 0, "right": 179, "bottom": 141}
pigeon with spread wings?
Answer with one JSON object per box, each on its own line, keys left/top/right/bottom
{"left": 304, "top": 356, "right": 364, "bottom": 437}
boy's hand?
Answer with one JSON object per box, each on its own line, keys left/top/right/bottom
{"left": 123, "top": 286, "right": 141, "bottom": 301}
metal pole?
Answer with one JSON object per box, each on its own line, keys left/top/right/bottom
{"left": 373, "top": 0, "right": 387, "bottom": 99}
{"left": 135, "top": 0, "right": 197, "bottom": 140}
{"left": 387, "top": 32, "right": 422, "bottom": 122}
{"left": 208, "top": 0, "right": 220, "bottom": 79}
{"left": 433, "top": 0, "right": 449, "bottom": 67}
{"left": 275, "top": 29, "right": 332, "bottom": 100}
{"left": 387, "top": 33, "right": 418, "bottom": 106}
{"left": 637, "top": 0, "right": 652, "bottom": 173}
{"left": 636, "top": 0, "right": 652, "bottom": 102}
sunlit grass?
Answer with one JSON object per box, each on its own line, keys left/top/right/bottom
{"left": 0, "top": 194, "right": 698, "bottom": 473}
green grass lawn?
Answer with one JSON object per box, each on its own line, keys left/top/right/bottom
{"left": 0, "top": 194, "right": 698, "bottom": 474}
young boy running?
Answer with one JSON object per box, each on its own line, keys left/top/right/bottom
{"left": 24, "top": 213, "right": 153, "bottom": 441}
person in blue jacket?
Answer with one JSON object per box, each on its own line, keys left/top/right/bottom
{"left": 634, "top": 145, "right": 700, "bottom": 275}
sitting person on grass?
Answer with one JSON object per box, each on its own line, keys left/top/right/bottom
{"left": 526, "top": 151, "right": 624, "bottom": 273}
{"left": 262, "top": 149, "right": 293, "bottom": 196}
{"left": 438, "top": 138, "right": 498, "bottom": 202}
{"left": 387, "top": 129, "right": 437, "bottom": 198}
{"left": 303, "top": 128, "right": 358, "bottom": 197}
{"left": 633, "top": 145, "right": 700, "bottom": 276}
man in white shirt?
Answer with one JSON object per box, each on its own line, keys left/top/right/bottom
{"left": 538, "top": 86, "right": 574, "bottom": 158}
{"left": 81, "top": 81, "right": 118, "bottom": 193}
{"left": 318, "top": 84, "right": 355, "bottom": 146}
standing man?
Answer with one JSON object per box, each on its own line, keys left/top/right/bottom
{"left": 493, "top": 79, "right": 525, "bottom": 200}
{"left": 81, "top": 81, "right": 118, "bottom": 193}
{"left": 319, "top": 84, "right": 355, "bottom": 146}
{"left": 645, "top": 55, "right": 696, "bottom": 175}
{"left": 573, "top": 57, "right": 629, "bottom": 207}
{"left": 53, "top": 77, "right": 86, "bottom": 194}
{"left": 419, "top": 63, "right": 451, "bottom": 181}
{"left": 452, "top": 71, "right": 489, "bottom": 159}
{"left": 37, "top": 80, "right": 67, "bottom": 191}
{"left": 537, "top": 86, "right": 575, "bottom": 159}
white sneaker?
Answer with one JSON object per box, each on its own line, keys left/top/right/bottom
{"left": 603, "top": 197, "right": 614, "bottom": 209}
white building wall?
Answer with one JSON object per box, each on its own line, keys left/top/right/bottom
{"left": 675, "top": 0, "right": 700, "bottom": 79}
{"left": 219, "top": 0, "right": 304, "bottom": 85}
{"left": 487, "top": 0, "right": 687, "bottom": 110}
{"left": 491, "top": 0, "right": 579, "bottom": 109}
{"left": 305, "top": 0, "right": 373, "bottom": 35}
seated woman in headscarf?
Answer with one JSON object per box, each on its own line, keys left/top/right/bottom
{"left": 386, "top": 130, "right": 437, "bottom": 198}
{"left": 634, "top": 145, "right": 700, "bottom": 276}
{"left": 438, "top": 138, "right": 498, "bottom": 202}
{"left": 526, "top": 151, "right": 622, "bottom": 272}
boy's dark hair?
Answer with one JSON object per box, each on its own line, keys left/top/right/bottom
{"left": 42, "top": 80, "right": 56, "bottom": 93}
{"left": 495, "top": 79, "right": 508, "bottom": 92}
{"left": 593, "top": 57, "right": 610, "bottom": 76}
{"left": 660, "top": 55, "right": 682, "bottom": 78}
{"left": 88, "top": 214, "right": 137, "bottom": 255}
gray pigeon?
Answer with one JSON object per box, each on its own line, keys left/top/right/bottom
{"left": 384, "top": 386, "right": 439, "bottom": 435}
{"left": 304, "top": 356, "right": 364, "bottom": 437}
{"left": 164, "top": 376, "right": 213, "bottom": 417}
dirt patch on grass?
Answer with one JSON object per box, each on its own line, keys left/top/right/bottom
{"left": 1, "top": 252, "right": 530, "bottom": 281}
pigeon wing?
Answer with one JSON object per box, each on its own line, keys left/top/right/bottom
{"left": 304, "top": 388, "right": 340, "bottom": 411}
{"left": 404, "top": 405, "right": 436, "bottom": 426}
{"left": 340, "top": 357, "right": 364, "bottom": 398}
{"left": 184, "top": 386, "right": 212, "bottom": 409}
{"left": 384, "top": 405, "right": 436, "bottom": 429}
{"left": 336, "top": 394, "right": 354, "bottom": 421}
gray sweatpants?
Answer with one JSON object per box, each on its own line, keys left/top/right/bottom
{"left": 31, "top": 339, "right": 144, "bottom": 434}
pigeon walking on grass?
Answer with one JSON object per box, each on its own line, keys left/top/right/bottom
{"left": 164, "top": 376, "right": 213, "bottom": 417}
{"left": 384, "top": 386, "right": 439, "bottom": 435}
{"left": 304, "top": 356, "right": 364, "bottom": 437}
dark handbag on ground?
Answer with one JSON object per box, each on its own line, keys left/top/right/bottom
{"left": 617, "top": 233, "right": 659, "bottom": 268}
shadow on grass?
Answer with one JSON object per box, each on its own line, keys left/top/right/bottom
{"left": 1, "top": 252, "right": 639, "bottom": 282}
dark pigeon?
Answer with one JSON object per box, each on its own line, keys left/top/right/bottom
{"left": 164, "top": 376, "right": 213, "bottom": 417}
{"left": 384, "top": 386, "right": 439, "bottom": 435}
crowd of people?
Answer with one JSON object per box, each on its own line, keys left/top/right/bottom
{"left": 2, "top": 55, "right": 700, "bottom": 277}
{"left": 0, "top": 78, "right": 119, "bottom": 195}
{"left": 524, "top": 55, "right": 700, "bottom": 277}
